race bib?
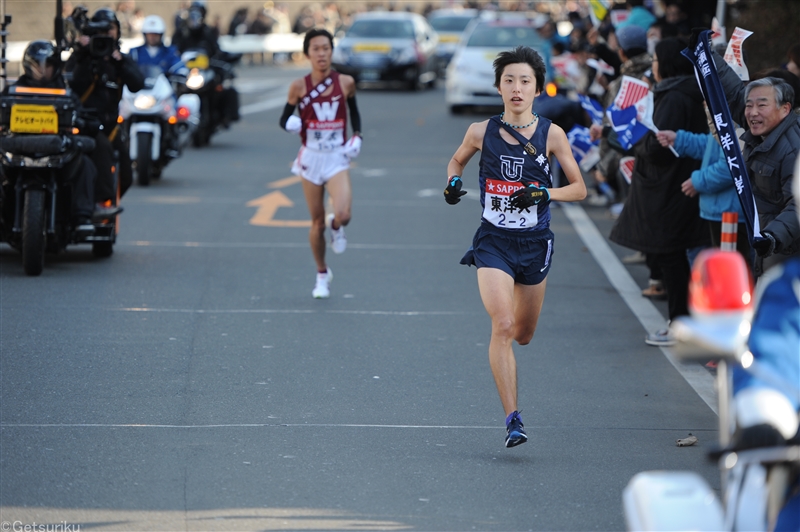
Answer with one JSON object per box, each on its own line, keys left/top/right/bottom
{"left": 482, "top": 179, "right": 539, "bottom": 229}
{"left": 306, "top": 119, "right": 344, "bottom": 151}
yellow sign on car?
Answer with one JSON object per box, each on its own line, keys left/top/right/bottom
{"left": 439, "top": 35, "right": 460, "bottom": 43}
{"left": 353, "top": 43, "right": 391, "bottom": 53}
{"left": 10, "top": 104, "right": 59, "bottom": 134}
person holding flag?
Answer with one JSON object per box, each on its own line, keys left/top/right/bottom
{"left": 699, "top": 39, "right": 800, "bottom": 276}
{"left": 609, "top": 37, "right": 711, "bottom": 346}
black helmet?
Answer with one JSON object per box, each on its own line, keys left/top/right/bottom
{"left": 187, "top": 1, "right": 206, "bottom": 29}
{"left": 91, "top": 7, "right": 120, "bottom": 30}
{"left": 22, "top": 40, "right": 62, "bottom": 82}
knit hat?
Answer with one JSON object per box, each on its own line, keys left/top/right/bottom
{"left": 616, "top": 25, "right": 647, "bottom": 54}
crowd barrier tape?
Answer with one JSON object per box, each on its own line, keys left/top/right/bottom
{"left": 4, "top": 33, "right": 304, "bottom": 64}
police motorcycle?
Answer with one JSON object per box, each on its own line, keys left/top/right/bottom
{"left": 177, "top": 47, "right": 240, "bottom": 147}
{"left": 0, "top": 62, "right": 114, "bottom": 275}
{"left": 119, "top": 64, "right": 199, "bottom": 186}
{"left": 623, "top": 246, "right": 800, "bottom": 531}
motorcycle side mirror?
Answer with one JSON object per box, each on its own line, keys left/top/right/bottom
{"left": 669, "top": 249, "right": 754, "bottom": 363}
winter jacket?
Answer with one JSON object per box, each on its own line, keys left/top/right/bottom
{"left": 714, "top": 51, "right": 800, "bottom": 257}
{"left": 609, "top": 75, "right": 711, "bottom": 253}
{"left": 673, "top": 130, "right": 745, "bottom": 222}
{"left": 65, "top": 46, "right": 145, "bottom": 132}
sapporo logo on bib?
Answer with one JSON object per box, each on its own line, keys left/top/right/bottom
{"left": 483, "top": 179, "right": 539, "bottom": 229}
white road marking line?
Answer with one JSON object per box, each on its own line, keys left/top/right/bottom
{"left": 119, "top": 241, "right": 463, "bottom": 250}
{"left": 114, "top": 308, "right": 469, "bottom": 316}
{"left": 562, "top": 203, "right": 717, "bottom": 413}
{"left": 0, "top": 423, "right": 717, "bottom": 430}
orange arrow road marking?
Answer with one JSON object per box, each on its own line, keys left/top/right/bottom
{"left": 246, "top": 191, "right": 311, "bottom": 227}
{"left": 268, "top": 175, "right": 303, "bottom": 189}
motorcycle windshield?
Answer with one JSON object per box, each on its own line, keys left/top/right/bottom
{"left": 139, "top": 64, "right": 165, "bottom": 88}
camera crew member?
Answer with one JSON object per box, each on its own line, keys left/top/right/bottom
{"left": 172, "top": 1, "right": 240, "bottom": 126}
{"left": 5, "top": 41, "right": 98, "bottom": 235}
{"left": 65, "top": 8, "right": 144, "bottom": 211}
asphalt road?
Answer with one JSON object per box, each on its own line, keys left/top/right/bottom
{"left": 0, "top": 64, "right": 719, "bottom": 531}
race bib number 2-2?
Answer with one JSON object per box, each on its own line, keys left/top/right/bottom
{"left": 482, "top": 179, "right": 539, "bottom": 229}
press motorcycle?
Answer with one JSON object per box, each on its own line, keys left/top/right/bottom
{"left": 0, "top": 85, "right": 117, "bottom": 275}
{"left": 177, "top": 48, "right": 239, "bottom": 147}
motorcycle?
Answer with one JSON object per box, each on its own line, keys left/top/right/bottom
{"left": 177, "top": 48, "right": 240, "bottom": 147}
{"left": 119, "top": 65, "right": 200, "bottom": 186}
{"left": 623, "top": 249, "right": 800, "bottom": 531}
{"left": 0, "top": 85, "right": 117, "bottom": 275}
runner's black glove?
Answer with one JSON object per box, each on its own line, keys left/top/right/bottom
{"left": 509, "top": 182, "right": 549, "bottom": 211}
{"left": 444, "top": 176, "right": 467, "bottom": 205}
{"left": 753, "top": 232, "right": 777, "bottom": 257}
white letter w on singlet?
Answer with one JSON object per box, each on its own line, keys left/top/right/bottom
{"left": 312, "top": 101, "right": 340, "bottom": 121}
{"left": 500, "top": 155, "right": 525, "bottom": 182}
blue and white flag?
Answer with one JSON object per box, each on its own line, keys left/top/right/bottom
{"left": 567, "top": 125, "right": 600, "bottom": 171}
{"left": 681, "top": 30, "right": 760, "bottom": 246}
{"left": 578, "top": 94, "right": 605, "bottom": 125}
{"left": 606, "top": 105, "right": 650, "bottom": 151}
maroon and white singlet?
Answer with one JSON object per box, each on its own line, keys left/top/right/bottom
{"left": 298, "top": 71, "right": 348, "bottom": 151}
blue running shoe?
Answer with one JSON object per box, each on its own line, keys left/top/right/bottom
{"left": 505, "top": 411, "right": 528, "bottom": 448}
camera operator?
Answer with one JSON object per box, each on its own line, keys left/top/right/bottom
{"left": 3, "top": 41, "right": 98, "bottom": 235}
{"left": 172, "top": 1, "right": 240, "bottom": 127}
{"left": 65, "top": 7, "right": 144, "bottom": 213}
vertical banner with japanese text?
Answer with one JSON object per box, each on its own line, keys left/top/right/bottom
{"left": 681, "top": 30, "right": 760, "bottom": 246}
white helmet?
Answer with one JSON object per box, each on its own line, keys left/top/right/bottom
{"left": 142, "top": 15, "right": 166, "bottom": 35}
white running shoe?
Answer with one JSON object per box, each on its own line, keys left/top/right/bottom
{"left": 326, "top": 213, "right": 347, "bottom": 254}
{"left": 312, "top": 268, "right": 332, "bottom": 299}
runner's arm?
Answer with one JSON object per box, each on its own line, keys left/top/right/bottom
{"left": 340, "top": 74, "right": 361, "bottom": 136}
{"left": 447, "top": 121, "right": 485, "bottom": 182}
{"left": 546, "top": 124, "right": 587, "bottom": 202}
{"left": 347, "top": 96, "right": 361, "bottom": 136}
{"left": 279, "top": 103, "right": 297, "bottom": 129}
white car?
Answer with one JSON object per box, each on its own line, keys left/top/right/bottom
{"left": 445, "top": 16, "right": 546, "bottom": 114}
{"left": 426, "top": 8, "right": 479, "bottom": 76}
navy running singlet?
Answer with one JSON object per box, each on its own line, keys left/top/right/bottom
{"left": 478, "top": 116, "right": 553, "bottom": 232}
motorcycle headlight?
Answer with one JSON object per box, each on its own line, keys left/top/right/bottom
{"left": 133, "top": 94, "right": 157, "bottom": 110}
{"left": 186, "top": 69, "right": 205, "bottom": 90}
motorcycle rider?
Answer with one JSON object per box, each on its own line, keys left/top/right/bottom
{"left": 730, "top": 156, "right": 800, "bottom": 530}
{"left": 4, "top": 41, "right": 98, "bottom": 235}
{"left": 129, "top": 14, "right": 188, "bottom": 157}
{"left": 129, "top": 15, "right": 187, "bottom": 77}
{"left": 171, "top": 1, "right": 240, "bottom": 127}
{"left": 64, "top": 7, "right": 144, "bottom": 215}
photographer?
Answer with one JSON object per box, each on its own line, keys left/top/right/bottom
{"left": 172, "top": 1, "right": 240, "bottom": 127}
{"left": 4, "top": 41, "right": 98, "bottom": 234}
{"left": 65, "top": 7, "right": 144, "bottom": 210}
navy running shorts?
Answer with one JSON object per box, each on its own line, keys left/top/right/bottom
{"left": 460, "top": 222, "right": 554, "bottom": 285}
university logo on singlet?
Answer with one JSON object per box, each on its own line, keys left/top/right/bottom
{"left": 478, "top": 117, "right": 553, "bottom": 231}
{"left": 299, "top": 71, "right": 348, "bottom": 151}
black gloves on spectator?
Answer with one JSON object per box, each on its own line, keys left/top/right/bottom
{"left": 753, "top": 232, "right": 777, "bottom": 258}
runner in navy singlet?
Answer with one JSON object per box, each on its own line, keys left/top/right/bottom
{"left": 279, "top": 29, "right": 362, "bottom": 299}
{"left": 444, "top": 46, "right": 587, "bottom": 448}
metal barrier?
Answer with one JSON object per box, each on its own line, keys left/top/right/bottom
{"left": 5, "top": 33, "right": 304, "bottom": 65}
